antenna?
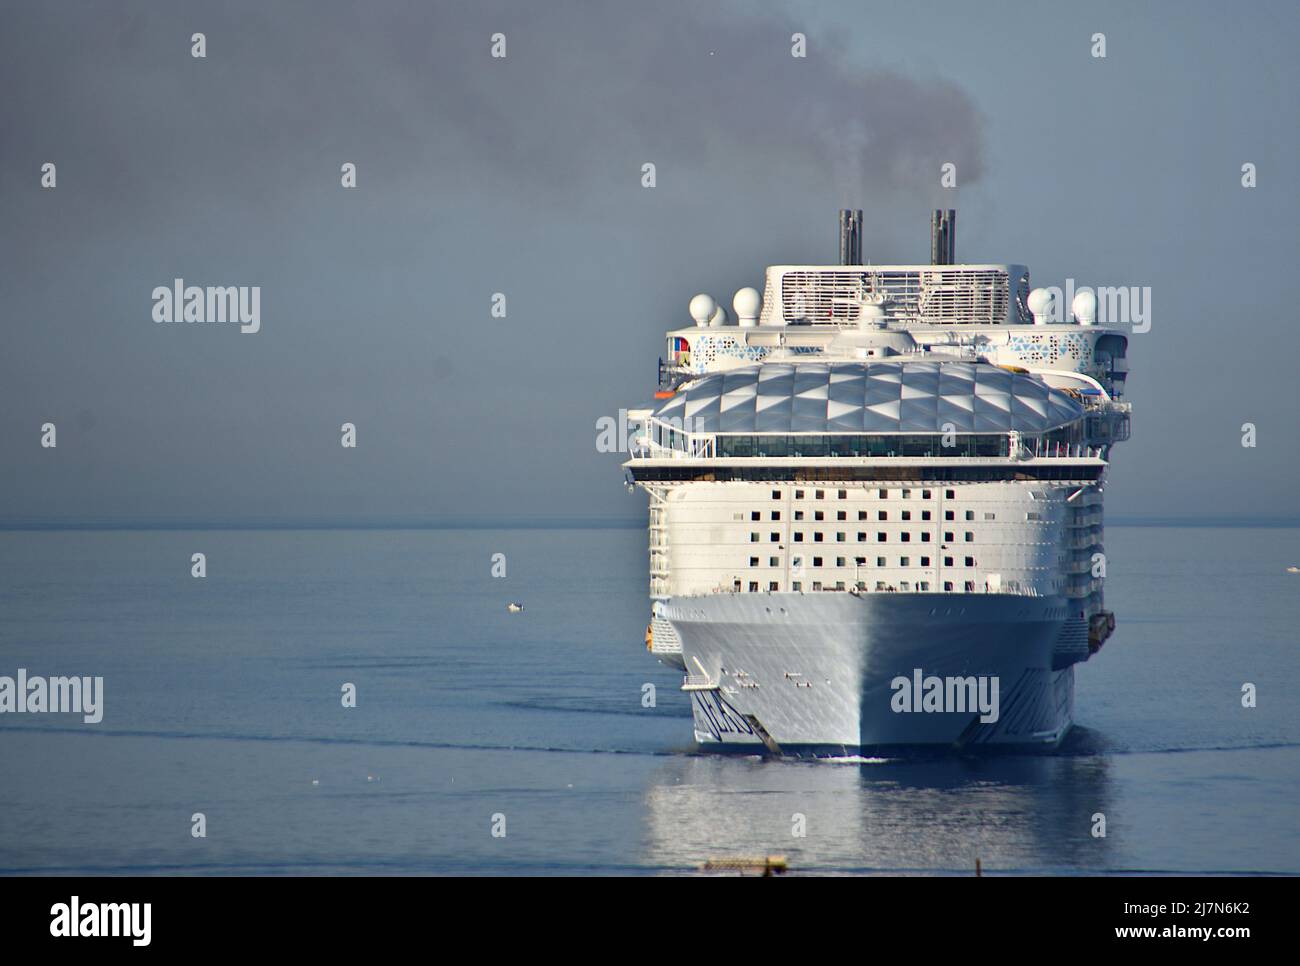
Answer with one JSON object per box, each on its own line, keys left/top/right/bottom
{"left": 931, "top": 209, "right": 956, "bottom": 265}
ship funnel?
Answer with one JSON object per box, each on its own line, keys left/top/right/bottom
{"left": 838, "top": 209, "right": 863, "bottom": 265}
{"left": 930, "top": 209, "right": 956, "bottom": 265}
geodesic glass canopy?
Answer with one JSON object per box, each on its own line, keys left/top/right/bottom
{"left": 652, "top": 361, "right": 1083, "bottom": 435}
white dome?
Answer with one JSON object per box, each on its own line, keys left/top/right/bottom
{"left": 688, "top": 293, "right": 716, "bottom": 327}
{"left": 1027, "top": 288, "right": 1055, "bottom": 324}
{"left": 732, "top": 287, "right": 761, "bottom": 320}
{"left": 1072, "top": 290, "right": 1097, "bottom": 325}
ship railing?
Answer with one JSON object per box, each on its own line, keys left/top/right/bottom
{"left": 1023, "top": 439, "right": 1105, "bottom": 460}
{"left": 635, "top": 429, "right": 1107, "bottom": 462}
{"left": 636, "top": 434, "right": 715, "bottom": 460}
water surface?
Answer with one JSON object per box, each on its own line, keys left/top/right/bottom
{"left": 0, "top": 525, "right": 1295, "bottom": 874}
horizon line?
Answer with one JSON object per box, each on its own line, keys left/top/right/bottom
{"left": 2, "top": 514, "right": 1299, "bottom": 532}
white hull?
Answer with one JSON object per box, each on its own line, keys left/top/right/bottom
{"left": 661, "top": 591, "right": 1075, "bottom": 756}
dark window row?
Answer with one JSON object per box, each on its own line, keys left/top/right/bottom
{"left": 719, "top": 435, "right": 1011, "bottom": 458}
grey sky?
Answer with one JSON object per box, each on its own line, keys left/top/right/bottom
{"left": 2, "top": 0, "right": 1297, "bottom": 525}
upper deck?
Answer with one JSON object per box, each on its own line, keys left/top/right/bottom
{"left": 760, "top": 263, "right": 1029, "bottom": 327}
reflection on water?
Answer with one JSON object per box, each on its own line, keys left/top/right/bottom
{"left": 643, "top": 742, "right": 1114, "bottom": 874}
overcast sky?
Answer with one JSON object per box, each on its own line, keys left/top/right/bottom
{"left": 2, "top": 0, "right": 1297, "bottom": 525}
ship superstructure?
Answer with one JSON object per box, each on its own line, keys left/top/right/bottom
{"left": 622, "top": 210, "right": 1130, "bottom": 755}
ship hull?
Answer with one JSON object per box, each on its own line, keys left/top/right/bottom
{"left": 659, "top": 592, "right": 1074, "bottom": 757}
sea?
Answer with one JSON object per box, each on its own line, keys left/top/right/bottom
{"left": 0, "top": 524, "right": 1295, "bottom": 875}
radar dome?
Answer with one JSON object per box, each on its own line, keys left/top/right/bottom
{"left": 733, "top": 287, "right": 761, "bottom": 327}
{"left": 688, "top": 294, "right": 716, "bottom": 327}
{"left": 1027, "top": 288, "right": 1055, "bottom": 325}
{"left": 1072, "top": 290, "right": 1097, "bottom": 325}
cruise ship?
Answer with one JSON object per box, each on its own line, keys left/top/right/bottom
{"left": 622, "top": 210, "right": 1131, "bottom": 756}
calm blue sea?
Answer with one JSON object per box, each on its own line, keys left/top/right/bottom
{"left": 0, "top": 525, "right": 1295, "bottom": 875}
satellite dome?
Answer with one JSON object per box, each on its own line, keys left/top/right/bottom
{"left": 1072, "top": 290, "right": 1097, "bottom": 325}
{"left": 689, "top": 293, "right": 716, "bottom": 327}
{"left": 733, "top": 287, "right": 761, "bottom": 327}
{"left": 1027, "top": 287, "right": 1055, "bottom": 325}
